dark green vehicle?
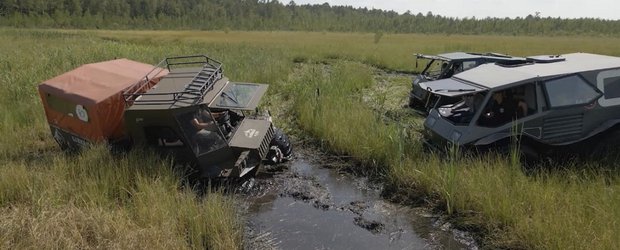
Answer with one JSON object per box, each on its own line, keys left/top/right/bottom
{"left": 123, "top": 55, "right": 292, "bottom": 178}
{"left": 423, "top": 53, "right": 620, "bottom": 159}
{"left": 39, "top": 55, "right": 291, "bottom": 179}
{"left": 409, "top": 52, "right": 527, "bottom": 113}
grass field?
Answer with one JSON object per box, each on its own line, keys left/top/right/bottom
{"left": 1, "top": 28, "right": 619, "bottom": 249}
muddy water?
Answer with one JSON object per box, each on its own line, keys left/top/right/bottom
{"left": 241, "top": 149, "right": 476, "bottom": 250}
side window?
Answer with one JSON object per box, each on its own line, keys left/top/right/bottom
{"left": 596, "top": 69, "right": 620, "bottom": 107}
{"left": 461, "top": 61, "right": 479, "bottom": 71}
{"left": 144, "top": 126, "right": 184, "bottom": 147}
{"left": 444, "top": 61, "right": 472, "bottom": 78}
{"left": 544, "top": 75, "right": 600, "bottom": 108}
{"left": 477, "top": 83, "right": 537, "bottom": 128}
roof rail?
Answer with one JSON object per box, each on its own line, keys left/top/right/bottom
{"left": 484, "top": 52, "right": 512, "bottom": 58}
{"left": 123, "top": 55, "right": 223, "bottom": 107}
{"left": 526, "top": 55, "right": 566, "bottom": 63}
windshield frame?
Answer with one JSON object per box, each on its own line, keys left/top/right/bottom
{"left": 420, "top": 58, "right": 452, "bottom": 80}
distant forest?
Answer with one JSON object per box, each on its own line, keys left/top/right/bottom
{"left": 1, "top": 0, "right": 619, "bottom": 36}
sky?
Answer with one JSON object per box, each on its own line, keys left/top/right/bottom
{"left": 292, "top": 0, "right": 620, "bottom": 20}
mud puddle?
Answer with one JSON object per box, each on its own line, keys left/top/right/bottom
{"left": 239, "top": 148, "right": 476, "bottom": 250}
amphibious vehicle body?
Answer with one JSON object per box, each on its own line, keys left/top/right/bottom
{"left": 409, "top": 52, "right": 527, "bottom": 113}
{"left": 423, "top": 53, "right": 620, "bottom": 158}
{"left": 39, "top": 55, "right": 291, "bottom": 179}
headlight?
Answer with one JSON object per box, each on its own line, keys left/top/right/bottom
{"left": 450, "top": 131, "right": 462, "bottom": 142}
{"left": 438, "top": 107, "right": 451, "bottom": 117}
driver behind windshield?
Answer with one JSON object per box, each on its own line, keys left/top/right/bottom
{"left": 478, "top": 90, "right": 522, "bottom": 127}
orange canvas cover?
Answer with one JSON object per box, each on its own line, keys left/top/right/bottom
{"left": 38, "top": 58, "right": 168, "bottom": 143}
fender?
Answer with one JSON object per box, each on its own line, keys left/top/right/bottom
{"left": 473, "top": 127, "right": 543, "bottom": 146}
{"left": 473, "top": 130, "right": 511, "bottom": 146}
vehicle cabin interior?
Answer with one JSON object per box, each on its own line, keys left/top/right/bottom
{"left": 436, "top": 83, "right": 538, "bottom": 127}
{"left": 477, "top": 83, "right": 537, "bottom": 127}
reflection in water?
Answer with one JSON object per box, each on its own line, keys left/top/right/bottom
{"left": 245, "top": 154, "right": 475, "bottom": 250}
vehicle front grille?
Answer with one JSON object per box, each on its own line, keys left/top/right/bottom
{"left": 258, "top": 124, "right": 274, "bottom": 159}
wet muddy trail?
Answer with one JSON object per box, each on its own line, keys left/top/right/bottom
{"left": 239, "top": 146, "right": 477, "bottom": 250}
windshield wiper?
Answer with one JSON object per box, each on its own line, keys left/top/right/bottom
{"left": 221, "top": 91, "right": 239, "bottom": 105}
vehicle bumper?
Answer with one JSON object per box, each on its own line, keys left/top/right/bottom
{"left": 49, "top": 125, "right": 91, "bottom": 150}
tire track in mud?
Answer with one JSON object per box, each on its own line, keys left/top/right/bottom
{"left": 240, "top": 144, "right": 477, "bottom": 250}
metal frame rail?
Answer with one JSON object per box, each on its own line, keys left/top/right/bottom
{"left": 123, "top": 55, "right": 223, "bottom": 106}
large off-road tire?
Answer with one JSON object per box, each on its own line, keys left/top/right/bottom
{"left": 265, "top": 128, "right": 293, "bottom": 164}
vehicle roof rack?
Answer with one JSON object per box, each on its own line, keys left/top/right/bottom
{"left": 123, "top": 55, "right": 223, "bottom": 107}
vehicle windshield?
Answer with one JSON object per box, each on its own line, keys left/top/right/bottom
{"left": 437, "top": 92, "right": 486, "bottom": 125}
{"left": 210, "top": 82, "right": 268, "bottom": 110}
{"left": 422, "top": 59, "right": 450, "bottom": 80}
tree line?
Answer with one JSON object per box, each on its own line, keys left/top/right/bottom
{"left": 1, "top": 0, "right": 619, "bottom": 36}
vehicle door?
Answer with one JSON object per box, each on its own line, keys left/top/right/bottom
{"left": 539, "top": 74, "right": 602, "bottom": 144}
{"left": 472, "top": 82, "right": 542, "bottom": 146}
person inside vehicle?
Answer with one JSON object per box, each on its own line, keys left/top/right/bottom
{"left": 479, "top": 90, "right": 514, "bottom": 127}
{"left": 191, "top": 108, "right": 224, "bottom": 153}
{"left": 443, "top": 62, "right": 462, "bottom": 78}
{"left": 439, "top": 62, "right": 449, "bottom": 76}
{"left": 210, "top": 108, "right": 233, "bottom": 137}
{"left": 511, "top": 87, "right": 529, "bottom": 118}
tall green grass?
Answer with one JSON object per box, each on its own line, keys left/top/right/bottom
{"left": 285, "top": 61, "right": 620, "bottom": 249}
{"left": 0, "top": 29, "right": 296, "bottom": 249}
{"left": 3, "top": 28, "right": 620, "bottom": 249}
{"left": 390, "top": 157, "right": 619, "bottom": 249}
{"left": 287, "top": 62, "right": 404, "bottom": 170}
{"left": 95, "top": 29, "right": 620, "bottom": 249}
{"left": 93, "top": 29, "right": 620, "bottom": 72}
{"left": 0, "top": 146, "right": 242, "bottom": 249}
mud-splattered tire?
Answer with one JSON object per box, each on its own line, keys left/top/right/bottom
{"left": 266, "top": 128, "right": 292, "bottom": 164}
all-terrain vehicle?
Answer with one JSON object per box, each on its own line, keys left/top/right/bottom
{"left": 38, "top": 55, "right": 292, "bottom": 179}
{"left": 409, "top": 52, "right": 527, "bottom": 113}
{"left": 423, "top": 53, "right": 620, "bottom": 159}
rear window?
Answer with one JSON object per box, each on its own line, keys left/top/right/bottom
{"left": 544, "top": 75, "right": 600, "bottom": 108}
{"left": 461, "top": 60, "right": 479, "bottom": 71}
